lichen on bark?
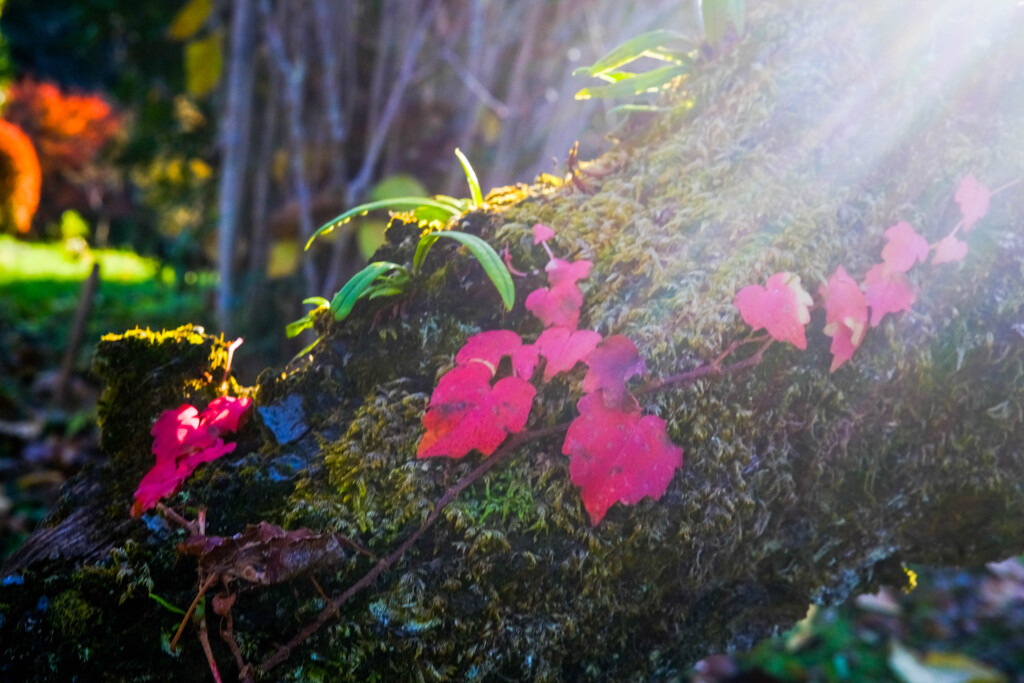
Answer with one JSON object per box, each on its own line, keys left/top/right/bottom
{"left": 4, "top": 0, "right": 1024, "bottom": 680}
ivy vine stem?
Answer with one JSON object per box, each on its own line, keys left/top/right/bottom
{"left": 638, "top": 336, "right": 773, "bottom": 395}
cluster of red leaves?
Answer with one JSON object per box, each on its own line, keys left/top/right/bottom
{"left": 419, "top": 223, "right": 682, "bottom": 524}
{"left": 735, "top": 176, "right": 990, "bottom": 371}
{"left": 0, "top": 120, "right": 42, "bottom": 234}
{"left": 132, "top": 396, "right": 252, "bottom": 517}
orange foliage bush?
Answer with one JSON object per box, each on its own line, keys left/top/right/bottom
{"left": 0, "top": 120, "right": 42, "bottom": 234}
{"left": 2, "top": 78, "right": 124, "bottom": 232}
{"left": 4, "top": 78, "right": 122, "bottom": 173}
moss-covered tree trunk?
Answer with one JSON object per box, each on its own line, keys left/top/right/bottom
{"left": 4, "top": 1, "right": 1024, "bottom": 680}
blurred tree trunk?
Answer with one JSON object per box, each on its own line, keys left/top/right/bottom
{"left": 215, "top": 0, "right": 256, "bottom": 332}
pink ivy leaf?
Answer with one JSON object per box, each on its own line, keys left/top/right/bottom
{"left": 955, "top": 175, "right": 991, "bottom": 232}
{"left": 820, "top": 266, "right": 869, "bottom": 372}
{"left": 525, "top": 258, "right": 593, "bottom": 329}
{"left": 545, "top": 258, "right": 591, "bottom": 288}
{"left": 202, "top": 396, "right": 252, "bottom": 434}
{"left": 456, "top": 329, "right": 537, "bottom": 379}
{"left": 582, "top": 335, "right": 646, "bottom": 409}
{"left": 733, "top": 271, "right": 813, "bottom": 349}
{"left": 535, "top": 327, "right": 603, "bottom": 382}
{"left": 510, "top": 344, "right": 540, "bottom": 381}
{"left": 863, "top": 263, "right": 916, "bottom": 327}
{"left": 132, "top": 396, "right": 251, "bottom": 517}
{"left": 532, "top": 223, "right": 556, "bottom": 244}
{"left": 131, "top": 460, "right": 191, "bottom": 518}
{"left": 880, "top": 222, "right": 929, "bottom": 273}
{"left": 150, "top": 405, "right": 204, "bottom": 463}
{"left": 563, "top": 393, "right": 683, "bottom": 525}
{"left": 417, "top": 363, "right": 536, "bottom": 459}
{"left": 418, "top": 364, "right": 491, "bottom": 455}
{"left": 178, "top": 440, "right": 238, "bottom": 471}
{"left": 931, "top": 235, "right": 969, "bottom": 265}
{"left": 455, "top": 330, "right": 523, "bottom": 375}
{"left": 526, "top": 282, "right": 585, "bottom": 329}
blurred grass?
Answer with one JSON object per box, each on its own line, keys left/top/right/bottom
{"left": 0, "top": 234, "right": 155, "bottom": 283}
{"left": 0, "top": 234, "right": 215, "bottom": 362}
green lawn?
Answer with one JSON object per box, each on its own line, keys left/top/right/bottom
{"left": 0, "top": 234, "right": 156, "bottom": 283}
{"left": 0, "top": 235, "right": 215, "bottom": 367}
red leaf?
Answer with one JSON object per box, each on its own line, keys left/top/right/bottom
{"left": 955, "top": 175, "right": 990, "bottom": 232}
{"left": 202, "top": 395, "right": 252, "bottom": 433}
{"left": 535, "top": 327, "right": 603, "bottom": 382}
{"left": 526, "top": 282, "right": 584, "bottom": 329}
{"left": 455, "top": 330, "right": 537, "bottom": 380}
{"left": 863, "top": 263, "right": 916, "bottom": 327}
{"left": 525, "top": 258, "right": 593, "bottom": 329}
{"left": 510, "top": 344, "right": 540, "bottom": 381}
{"left": 931, "top": 235, "right": 968, "bottom": 265}
{"left": 418, "top": 364, "right": 491, "bottom": 455}
{"left": 582, "top": 335, "right": 646, "bottom": 409}
{"left": 545, "top": 258, "right": 591, "bottom": 288}
{"left": 733, "top": 272, "right": 813, "bottom": 349}
{"left": 131, "top": 460, "right": 189, "bottom": 518}
{"left": 563, "top": 394, "right": 683, "bottom": 525}
{"left": 418, "top": 363, "right": 536, "bottom": 459}
{"left": 151, "top": 404, "right": 204, "bottom": 463}
{"left": 179, "top": 440, "right": 238, "bottom": 470}
{"left": 456, "top": 330, "right": 523, "bottom": 375}
{"left": 820, "top": 266, "right": 868, "bottom": 372}
{"left": 532, "top": 223, "right": 555, "bottom": 244}
{"left": 133, "top": 396, "right": 251, "bottom": 517}
{"left": 880, "top": 222, "right": 929, "bottom": 273}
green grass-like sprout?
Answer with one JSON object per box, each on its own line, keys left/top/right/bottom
{"left": 573, "top": 30, "right": 694, "bottom": 101}
{"left": 305, "top": 148, "right": 487, "bottom": 251}
{"left": 288, "top": 150, "right": 514, "bottom": 347}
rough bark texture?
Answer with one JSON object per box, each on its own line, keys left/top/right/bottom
{"left": 4, "top": 1, "right": 1024, "bottom": 680}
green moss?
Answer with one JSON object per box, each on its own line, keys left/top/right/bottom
{"left": 50, "top": 590, "right": 102, "bottom": 641}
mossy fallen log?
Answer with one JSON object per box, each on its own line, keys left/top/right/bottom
{"left": 4, "top": 1, "right": 1024, "bottom": 680}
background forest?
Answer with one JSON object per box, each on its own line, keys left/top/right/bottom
{"left": 2, "top": 1, "right": 1024, "bottom": 681}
